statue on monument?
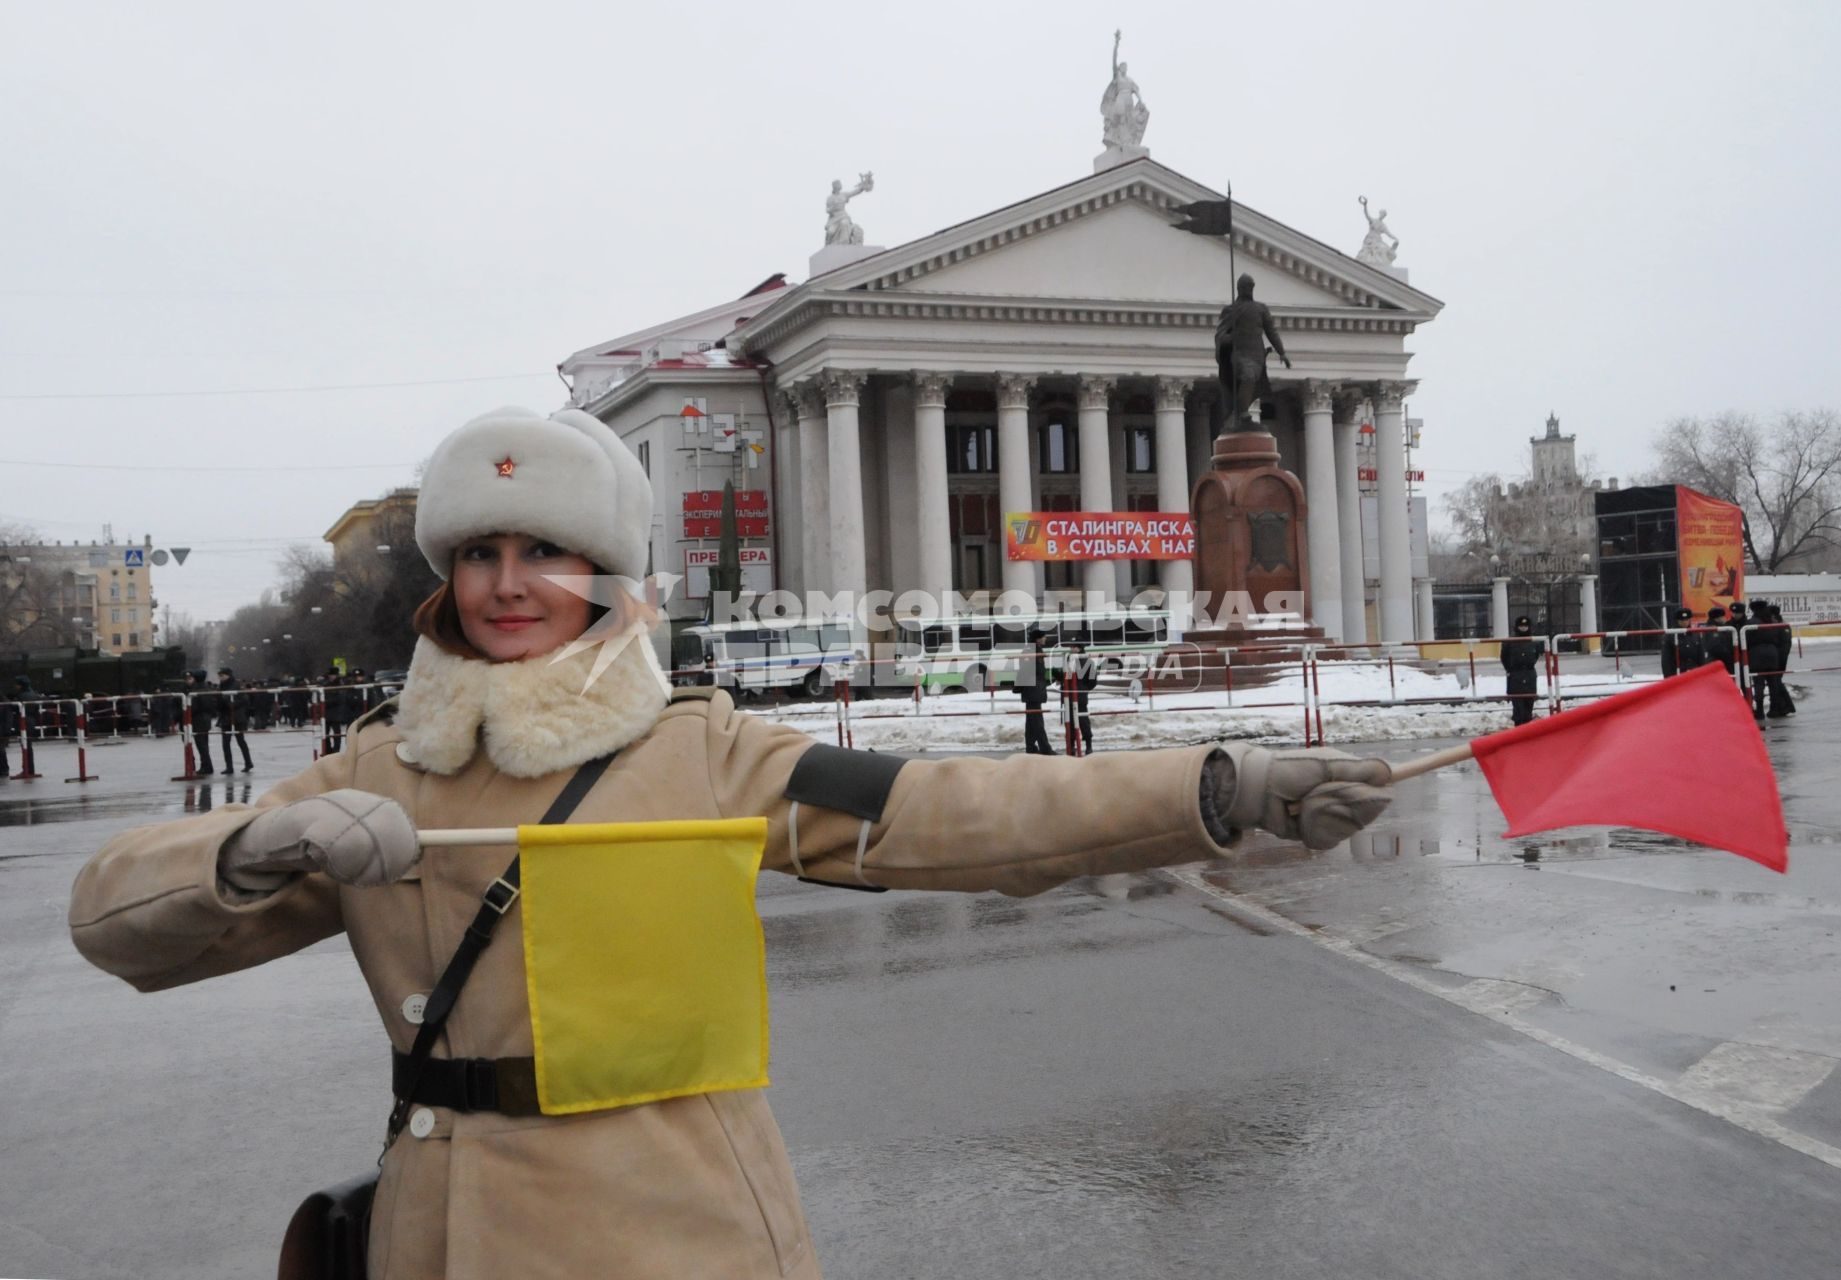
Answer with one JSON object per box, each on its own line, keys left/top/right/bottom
{"left": 824, "top": 172, "right": 875, "bottom": 246}
{"left": 1100, "top": 29, "right": 1149, "bottom": 150}
{"left": 1214, "top": 273, "right": 1290, "bottom": 432}
{"left": 1356, "top": 196, "right": 1399, "bottom": 267}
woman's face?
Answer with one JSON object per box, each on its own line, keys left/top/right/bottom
{"left": 451, "top": 533, "right": 597, "bottom": 662}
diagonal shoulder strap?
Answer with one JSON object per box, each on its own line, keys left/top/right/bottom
{"left": 384, "top": 752, "right": 617, "bottom": 1149}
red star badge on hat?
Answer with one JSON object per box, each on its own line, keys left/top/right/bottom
{"left": 495, "top": 456, "right": 516, "bottom": 478}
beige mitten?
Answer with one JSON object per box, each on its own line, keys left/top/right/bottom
{"left": 219, "top": 789, "right": 420, "bottom": 894}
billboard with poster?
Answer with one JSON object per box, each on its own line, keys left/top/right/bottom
{"left": 1675, "top": 486, "right": 1744, "bottom": 617}
{"left": 1005, "top": 512, "right": 1195, "bottom": 561}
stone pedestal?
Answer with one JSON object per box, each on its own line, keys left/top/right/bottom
{"left": 808, "top": 243, "right": 885, "bottom": 278}
{"left": 1093, "top": 145, "right": 1149, "bottom": 173}
{"left": 1187, "top": 431, "right": 1311, "bottom": 637}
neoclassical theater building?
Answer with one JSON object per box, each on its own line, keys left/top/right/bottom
{"left": 560, "top": 135, "right": 1442, "bottom": 644}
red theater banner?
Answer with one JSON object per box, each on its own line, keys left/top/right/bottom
{"left": 1676, "top": 487, "right": 1744, "bottom": 616}
{"left": 1005, "top": 512, "right": 1196, "bottom": 562}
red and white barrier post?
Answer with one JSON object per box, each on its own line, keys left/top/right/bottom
{"left": 8, "top": 701, "right": 42, "bottom": 780}
{"left": 64, "top": 699, "right": 99, "bottom": 783}
{"left": 170, "top": 692, "right": 203, "bottom": 781}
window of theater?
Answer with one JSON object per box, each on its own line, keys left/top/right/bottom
{"left": 947, "top": 424, "right": 996, "bottom": 474}
{"left": 948, "top": 493, "right": 999, "bottom": 592}
{"left": 1124, "top": 426, "right": 1154, "bottom": 474}
{"left": 1037, "top": 420, "right": 1079, "bottom": 474}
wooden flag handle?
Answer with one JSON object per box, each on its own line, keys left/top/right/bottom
{"left": 1385, "top": 742, "right": 1475, "bottom": 782}
{"left": 418, "top": 828, "right": 520, "bottom": 848}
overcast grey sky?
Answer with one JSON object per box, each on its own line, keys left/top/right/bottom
{"left": 4, "top": 0, "right": 1838, "bottom": 622}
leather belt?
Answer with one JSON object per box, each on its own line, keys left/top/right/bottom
{"left": 392, "top": 1052, "right": 542, "bottom": 1117}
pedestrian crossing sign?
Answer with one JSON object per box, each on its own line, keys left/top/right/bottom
{"left": 123, "top": 549, "right": 144, "bottom": 567}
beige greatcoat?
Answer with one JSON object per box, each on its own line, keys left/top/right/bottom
{"left": 69, "top": 638, "right": 1235, "bottom": 1279}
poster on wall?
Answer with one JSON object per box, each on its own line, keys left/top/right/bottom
{"left": 683, "top": 547, "right": 773, "bottom": 599}
{"left": 1005, "top": 512, "right": 1195, "bottom": 561}
{"left": 1675, "top": 486, "right": 1745, "bottom": 617}
{"left": 682, "top": 490, "right": 769, "bottom": 539}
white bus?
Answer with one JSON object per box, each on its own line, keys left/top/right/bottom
{"left": 671, "top": 618, "right": 862, "bottom": 696}
{"left": 893, "top": 609, "right": 1172, "bottom": 694}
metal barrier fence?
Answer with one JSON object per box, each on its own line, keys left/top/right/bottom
{"left": 684, "top": 619, "right": 1836, "bottom": 752}
{"left": 7, "top": 627, "right": 1830, "bottom": 778}
{"left": 1, "top": 683, "right": 396, "bottom": 784}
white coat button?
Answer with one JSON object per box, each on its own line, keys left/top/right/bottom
{"left": 395, "top": 742, "right": 420, "bottom": 767}
{"left": 408, "top": 1107, "right": 436, "bottom": 1139}
{"left": 401, "top": 994, "right": 427, "bottom": 1025}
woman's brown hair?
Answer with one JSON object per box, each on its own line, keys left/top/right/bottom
{"left": 412, "top": 580, "right": 488, "bottom": 659}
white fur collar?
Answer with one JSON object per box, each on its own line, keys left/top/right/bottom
{"left": 392, "top": 633, "right": 670, "bottom": 778}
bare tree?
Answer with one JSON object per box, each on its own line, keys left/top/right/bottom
{"left": 1, "top": 522, "right": 87, "bottom": 650}
{"left": 1654, "top": 410, "right": 1841, "bottom": 572}
{"left": 1444, "top": 470, "right": 1594, "bottom": 571}
{"left": 158, "top": 607, "right": 211, "bottom": 667}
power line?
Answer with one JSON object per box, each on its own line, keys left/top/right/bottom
{"left": 0, "top": 372, "right": 554, "bottom": 401}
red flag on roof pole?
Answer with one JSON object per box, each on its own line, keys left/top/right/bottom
{"left": 1392, "top": 663, "right": 1788, "bottom": 872}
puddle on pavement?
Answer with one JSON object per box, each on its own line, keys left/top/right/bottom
{"left": 0, "top": 783, "right": 254, "bottom": 835}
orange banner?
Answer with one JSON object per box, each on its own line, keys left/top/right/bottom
{"left": 1676, "top": 487, "right": 1744, "bottom": 616}
{"left": 1005, "top": 512, "right": 1196, "bottom": 561}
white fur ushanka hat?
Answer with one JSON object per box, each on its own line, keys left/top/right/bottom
{"left": 415, "top": 407, "right": 652, "bottom": 580}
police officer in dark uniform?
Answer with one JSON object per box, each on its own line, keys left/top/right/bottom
{"left": 185, "top": 669, "right": 218, "bottom": 774}
{"left": 216, "top": 667, "right": 254, "bottom": 772}
{"left": 1661, "top": 607, "right": 1704, "bottom": 678}
{"left": 1750, "top": 601, "right": 1795, "bottom": 718}
{"left": 1499, "top": 615, "right": 1543, "bottom": 726}
{"left": 1702, "top": 606, "right": 1736, "bottom": 675}
{"left": 1746, "top": 599, "right": 1778, "bottom": 719}
{"left": 1017, "top": 629, "right": 1056, "bottom": 756}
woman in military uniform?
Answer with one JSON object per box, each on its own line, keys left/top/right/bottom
{"left": 69, "top": 407, "right": 1393, "bottom": 1279}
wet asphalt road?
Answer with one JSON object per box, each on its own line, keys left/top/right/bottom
{"left": 2, "top": 678, "right": 1839, "bottom": 1279}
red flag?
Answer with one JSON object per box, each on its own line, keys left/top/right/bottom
{"left": 1471, "top": 662, "right": 1788, "bottom": 872}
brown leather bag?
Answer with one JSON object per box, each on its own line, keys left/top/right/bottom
{"left": 278, "top": 1174, "right": 376, "bottom": 1280}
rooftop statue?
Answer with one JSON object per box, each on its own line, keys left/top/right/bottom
{"left": 1356, "top": 196, "right": 1399, "bottom": 267}
{"left": 1100, "top": 29, "right": 1149, "bottom": 150}
{"left": 824, "top": 172, "right": 875, "bottom": 247}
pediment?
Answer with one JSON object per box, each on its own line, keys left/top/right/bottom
{"left": 822, "top": 158, "right": 1439, "bottom": 316}
{"left": 731, "top": 157, "right": 1441, "bottom": 358}
{"left": 885, "top": 195, "right": 1354, "bottom": 310}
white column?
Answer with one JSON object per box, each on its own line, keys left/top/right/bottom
{"left": 1076, "top": 374, "right": 1117, "bottom": 603}
{"left": 1333, "top": 396, "right": 1366, "bottom": 645}
{"left": 1153, "top": 377, "right": 1193, "bottom": 602}
{"left": 795, "top": 382, "right": 830, "bottom": 598}
{"left": 1110, "top": 414, "right": 1131, "bottom": 602}
{"left": 1579, "top": 574, "right": 1599, "bottom": 635}
{"left": 911, "top": 371, "right": 954, "bottom": 613}
{"left": 1301, "top": 380, "right": 1344, "bottom": 641}
{"left": 772, "top": 389, "right": 804, "bottom": 598}
{"left": 1416, "top": 578, "right": 1436, "bottom": 642}
{"left": 1491, "top": 577, "right": 1511, "bottom": 638}
{"left": 821, "top": 369, "right": 870, "bottom": 596}
{"left": 1374, "top": 381, "right": 1414, "bottom": 642}
{"left": 996, "top": 373, "right": 1037, "bottom": 602}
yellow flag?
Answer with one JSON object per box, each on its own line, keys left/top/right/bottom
{"left": 519, "top": 818, "right": 769, "bottom": 1115}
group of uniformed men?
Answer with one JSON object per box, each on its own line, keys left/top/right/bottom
{"left": 1663, "top": 599, "right": 1797, "bottom": 721}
